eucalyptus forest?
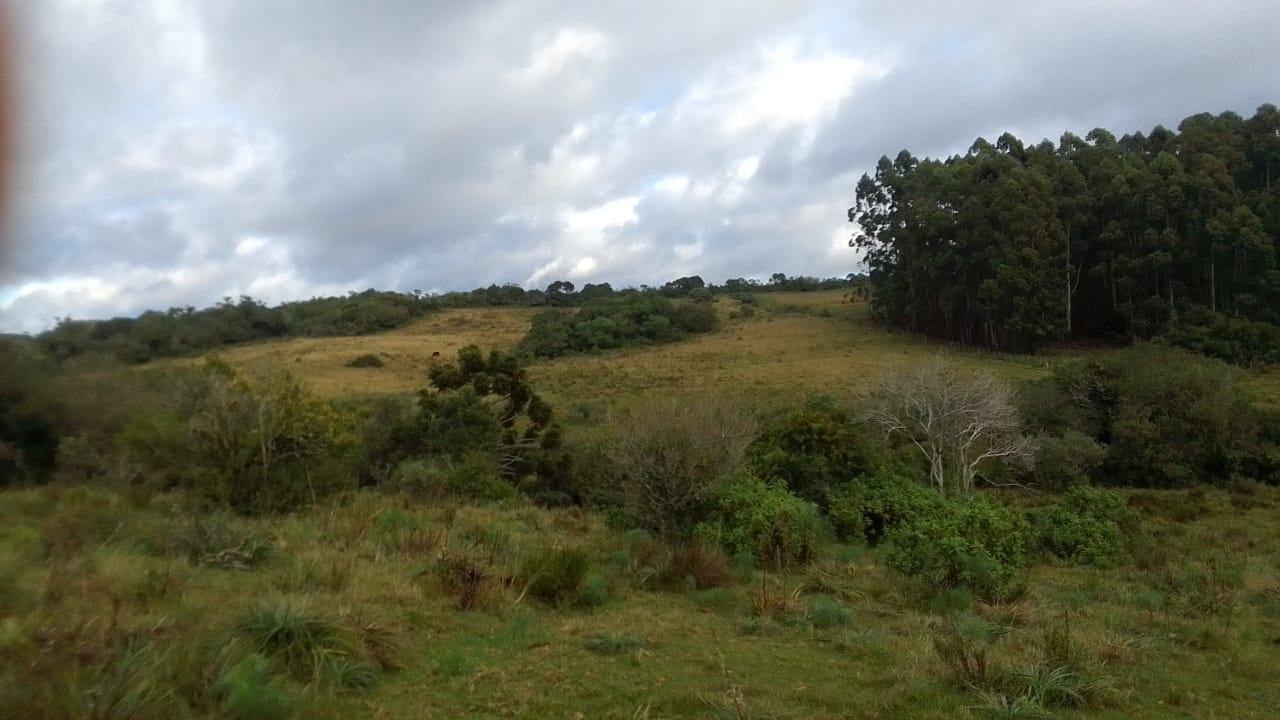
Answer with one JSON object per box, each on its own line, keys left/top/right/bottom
{"left": 851, "top": 105, "right": 1280, "bottom": 360}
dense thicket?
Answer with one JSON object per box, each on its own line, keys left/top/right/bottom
{"left": 850, "top": 106, "right": 1280, "bottom": 358}
{"left": 518, "top": 293, "right": 719, "bottom": 358}
{"left": 1020, "top": 344, "right": 1276, "bottom": 487}
{"left": 29, "top": 274, "right": 863, "bottom": 365}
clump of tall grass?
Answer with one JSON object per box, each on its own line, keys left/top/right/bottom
{"left": 233, "top": 601, "right": 382, "bottom": 689}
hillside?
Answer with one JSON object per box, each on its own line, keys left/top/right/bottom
{"left": 202, "top": 288, "right": 1279, "bottom": 410}
{"left": 206, "top": 291, "right": 1050, "bottom": 403}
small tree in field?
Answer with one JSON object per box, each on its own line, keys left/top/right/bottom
{"left": 862, "top": 359, "right": 1034, "bottom": 494}
{"left": 606, "top": 396, "right": 757, "bottom": 538}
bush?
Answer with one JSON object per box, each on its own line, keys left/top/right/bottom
{"left": 520, "top": 547, "right": 591, "bottom": 605}
{"left": 345, "top": 353, "right": 385, "bottom": 368}
{"left": 802, "top": 594, "right": 854, "bottom": 628}
{"left": 518, "top": 294, "right": 718, "bottom": 358}
{"left": 1030, "top": 431, "right": 1106, "bottom": 489}
{"left": 826, "top": 474, "right": 947, "bottom": 545}
{"left": 660, "top": 542, "right": 733, "bottom": 590}
{"left": 1160, "top": 307, "right": 1280, "bottom": 367}
{"left": 885, "top": 495, "right": 1030, "bottom": 599}
{"left": 695, "top": 474, "right": 826, "bottom": 566}
{"left": 1029, "top": 486, "right": 1140, "bottom": 567}
{"left": 1024, "top": 344, "right": 1263, "bottom": 488}
{"left": 392, "top": 454, "right": 517, "bottom": 502}
{"left": 0, "top": 339, "right": 61, "bottom": 486}
{"left": 118, "top": 359, "right": 356, "bottom": 514}
{"left": 606, "top": 396, "right": 757, "bottom": 538}
{"left": 748, "top": 396, "right": 883, "bottom": 506}
{"left": 144, "top": 511, "right": 275, "bottom": 569}
{"left": 424, "top": 346, "right": 566, "bottom": 493}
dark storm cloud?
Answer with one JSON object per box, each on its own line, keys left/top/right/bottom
{"left": 1, "top": 0, "right": 1277, "bottom": 332}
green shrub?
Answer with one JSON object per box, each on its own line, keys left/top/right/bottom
{"left": 826, "top": 474, "right": 947, "bottom": 545}
{"left": 695, "top": 474, "right": 826, "bottom": 566}
{"left": 803, "top": 594, "right": 854, "bottom": 628}
{"left": 1023, "top": 344, "right": 1263, "bottom": 488}
{"left": 1030, "top": 432, "right": 1107, "bottom": 489}
{"left": 118, "top": 360, "right": 356, "bottom": 514}
{"left": 518, "top": 294, "right": 717, "bottom": 358}
{"left": 885, "top": 495, "right": 1030, "bottom": 599}
{"left": 606, "top": 396, "right": 757, "bottom": 538}
{"left": 344, "top": 353, "right": 385, "bottom": 368}
{"left": 0, "top": 339, "right": 62, "bottom": 486}
{"left": 1029, "top": 486, "right": 1140, "bottom": 566}
{"left": 1160, "top": 307, "right": 1280, "bottom": 367}
{"left": 393, "top": 454, "right": 518, "bottom": 502}
{"left": 748, "top": 396, "right": 883, "bottom": 506}
{"left": 521, "top": 547, "right": 591, "bottom": 605}
{"left": 215, "top": 653, "right": 297, "bottom": 720}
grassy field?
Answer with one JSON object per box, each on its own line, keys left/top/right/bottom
{"left": 4, "top": 482, "right": 1280, "bottom": 719}
{"left": 206, "top": 291, "right": 1063, "bottom": 409}
{"left": 202, "top": 290, "right": 1280, "bottom": 411}
{"left": 7, "top": 292, "right": 1280, "bottom": 719}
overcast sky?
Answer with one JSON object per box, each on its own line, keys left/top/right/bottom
{"left": 0, "top": 0, "right": 1276, "bottom": 333}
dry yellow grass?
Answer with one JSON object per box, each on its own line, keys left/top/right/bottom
{"left": 530, "top": 296, "right": 1052, "bottom": 409}
{"left": 195, "top": 289, "right": 1280, "bottom": 412}
{"left": 203, "top": 307, "right": 539, "bottom": 397}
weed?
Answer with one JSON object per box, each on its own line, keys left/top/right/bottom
{"left": 373, "top": 508, "right": 439, "bottom": 556}
{"left": 1013, "top": 664, "right": 1086, "bottom": 708}
{"left": 1145, "top": 553, "right": 1246, "bottom": 617}
{"left": 583, "top": 632, "right": 645, "bottom": 655}
{"left": 215, "top": 653, "right": 297, "bottom": 720}
{"left": 928, "top": 587, "right": 975, "bottom": 616}
{"left": 434, "top": 551, "right": 491, "bottom": 611}
{"left": 576, "top": 572, "right": 612, "bottom": 608}
{"left": 339, "top": 610, "right": 405, "bottom": 671}
{"left": 130, "top": 563, "right": 185, "bottom": 608}
{"left": 966, "top": 692, "right": 1052, "bottom": 719}
{"left": 661, "top": 543, "right": 732, "bottom": 590}
{"left": 318, "top": 653, "right": 379, "bottom": 690}
{"left": 275, "top": 555, "right": 354, "bottom": 594}
{"left": 520, "top": 546, "right": 591, "bottom": 605}
{"left": 432, "top": 646, "right": 475, "bottom": 678}
{"left": 693, "top": 587, "right": 742, "bottom": 613}
{"left": 146, "top": 512, "right": 274, "bottom": 570}
{"left": 801, "top": 594, "right": 854, "bottom": 629}
{"left": 345, "top": 353, "right": 385, "bottom": 368}
{"left": 931, "top": 615, "right": 1009, "bottom": 689}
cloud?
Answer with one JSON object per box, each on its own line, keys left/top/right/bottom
{"left": 2, "top": 0, "right": 1277, "bottom": 332}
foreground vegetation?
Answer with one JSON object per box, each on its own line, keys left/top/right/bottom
{"left": 3, "top": 481, "right": 1280, "bottom": 719}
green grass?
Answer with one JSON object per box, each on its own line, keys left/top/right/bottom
{"left": 3, "top": 483, "right": 1280, "bottom": 719}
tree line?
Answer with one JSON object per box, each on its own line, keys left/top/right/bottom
{"left": 25, "top": 273, "right": 865, "bottom": 365}
{"left": 850, "top": 105, "right": 1280, "bottom": 362}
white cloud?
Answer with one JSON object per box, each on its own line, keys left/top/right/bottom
{"left": 3, "top": 0, "right": 1276, "bottom": 331}
{"left": 516, "top": 27, "right": 609, "bottom": 84}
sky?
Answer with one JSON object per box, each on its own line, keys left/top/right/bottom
{"left": 0, "top": 0, "right": 1277, "bottom": 333}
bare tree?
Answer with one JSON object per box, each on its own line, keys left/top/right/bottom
{"left": 862, "top": 358, "right": 1036, "bottom": 494}
{"left": 606, "top": 396, "right": 757, "bottom": 538}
